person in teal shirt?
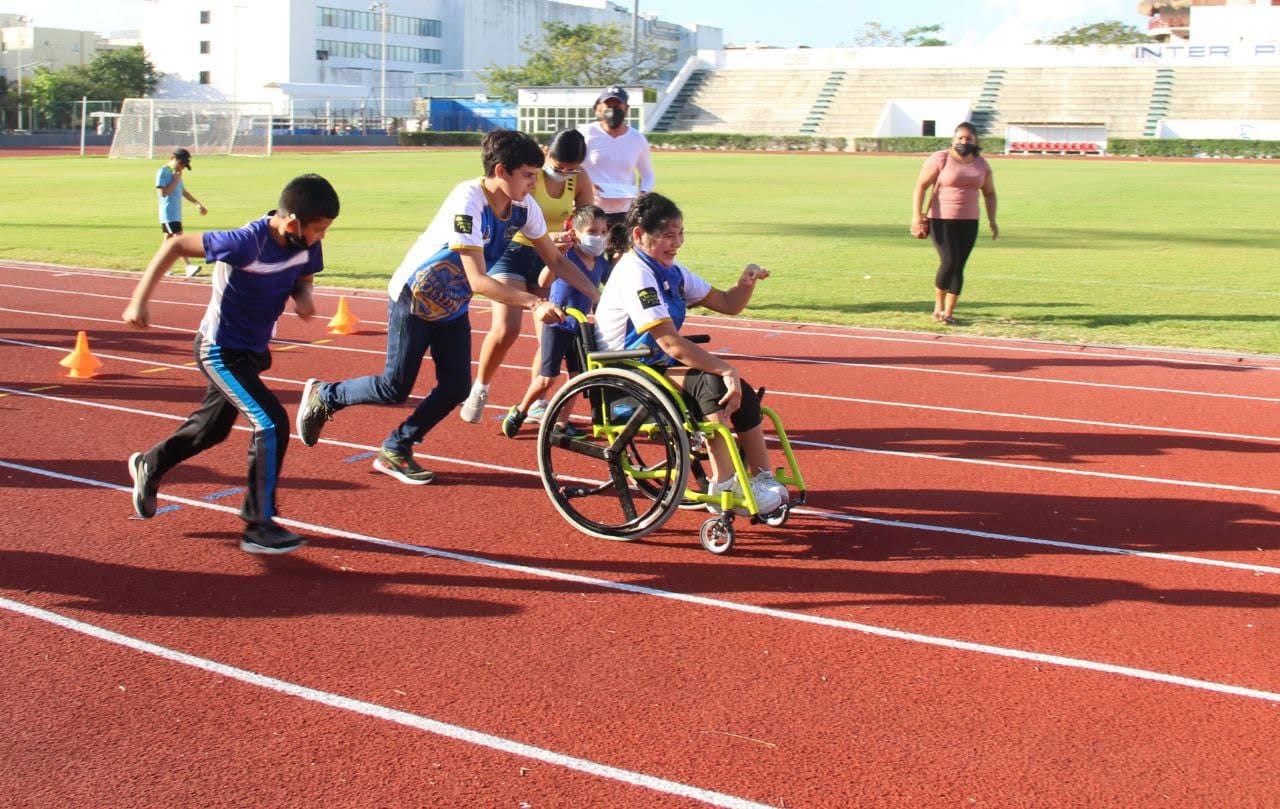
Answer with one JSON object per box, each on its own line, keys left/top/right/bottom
{"left": 155, "top": 148, "right": 208, "bottom": 277}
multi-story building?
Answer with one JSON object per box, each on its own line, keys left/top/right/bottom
{"left": 138, "top": 0, "right": 720, "bottom": 122}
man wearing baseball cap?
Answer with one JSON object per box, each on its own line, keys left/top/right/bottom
{"left": 156, "top": 148, "right": 208, "bottom": 277}
{"left": 578, "top": 84, "right": 655, "bottom": 238}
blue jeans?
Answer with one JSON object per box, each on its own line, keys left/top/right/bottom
{"left": 321, "top": 287, "right": 472, "bottom": 453}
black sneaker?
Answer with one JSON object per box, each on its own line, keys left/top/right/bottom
{"left": 500, "top": 405, "right": 526, "bottom": 438}
{"left": 296, "top": 378, "right": 332, "bottom": 447}
{"left": 241, "top": 521, "right": 307, "bottom": 554}
{"left": 128, "top": 451, "right": 158, "bottom": 518}
{"left": 372, "top": 448, "right": 435, "bottom": 485}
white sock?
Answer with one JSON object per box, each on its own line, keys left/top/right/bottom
{"left": 472, "top": 382, "right": 490, "bottom": 395}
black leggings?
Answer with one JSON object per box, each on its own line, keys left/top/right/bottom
{"left": 930, "top": 218, "right": 979, "bottom": 295}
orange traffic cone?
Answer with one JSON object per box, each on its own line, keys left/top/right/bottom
{"left": 59, "top": 330, "right": 104, "bottom": 379}
{"left": 327, "top": 296, "right": 360, "bottom": 335}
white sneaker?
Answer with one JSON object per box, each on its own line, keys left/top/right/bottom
{"left": 527, "top": 399, "right": 548, "bottom": 422}
{"left": 184, "top": 264, "right": 202, "bottom": 277}
{"left": 706, "top": 477, "right": 753, "bottom": 516}
{"left": 751, "top": 470, "right": 790, "bottom": 508}
{"left": 458, "top": 387, "right": 489, "bottom": 423}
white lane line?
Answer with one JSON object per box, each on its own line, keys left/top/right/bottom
{"left": 0, "top": 594, "right": 773, "bottom": 809}
{"left": 679, "top": 315, "right": 1280, "bottom": 372}
{"left": 8, "top": 260, "right": 1278, "bottom": 372}
{"left": 2, "top": 459, "right": 1278, "bottom": 705}
{"left": 721, "top": 350, "right": 1280, "bottom": 404}
{"left": 3, "top": 385, "right": 1279, "bottom": 577}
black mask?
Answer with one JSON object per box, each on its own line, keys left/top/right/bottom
{"left": 601, "top": 107, "right": 626, "bottom": 128}
{"left": 954, "top": 143, "right": 980, "bottom": 157}
{"left": 284, "top": 231, "right": 309, "bottom": 250}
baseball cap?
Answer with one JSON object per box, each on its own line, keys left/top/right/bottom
{"left": 596, "top": 85, "right": 629, "bottom": 105}
{"left": 172, "top": 148, "right": 193, "bottom": 169}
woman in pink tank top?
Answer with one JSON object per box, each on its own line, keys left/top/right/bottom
{"left": 910, "top": 122, "right": 999, "bottom": 325}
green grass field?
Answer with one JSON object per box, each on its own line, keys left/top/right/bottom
{"left": 1, "top": 149, "right": 1275, "bottom": 355}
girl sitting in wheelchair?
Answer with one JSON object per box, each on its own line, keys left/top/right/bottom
{"left": 592, "top": 192, "right": 788, "bottom": 515}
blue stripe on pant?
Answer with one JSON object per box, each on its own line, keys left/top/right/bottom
{"left": 143, "top": 335, "right": 287, "bottom": 526}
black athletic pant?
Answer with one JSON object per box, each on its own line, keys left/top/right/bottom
{"left": 141, "top": 334, "right": 288, "bottom": 526}
{"left": 930, "top": 218, "right": 980, "bottom": 296}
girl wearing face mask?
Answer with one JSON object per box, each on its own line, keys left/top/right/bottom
{"left": 910, "top": 121, "right": 999, "bottom": 325}
{"left": 499, "top": 205, "right": 611, "bottom": 438}
{"left": 462, "top": 128, "right": 597, "bottom": 424}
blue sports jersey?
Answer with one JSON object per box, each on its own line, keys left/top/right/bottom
{"left": 622, "top": 248, "right": 692, "bottom": 365}
{"left": 548, "top": 248, "right": 607, "bottom": 334}
{"left": 387, "top": 179, "right": 547, "bottom": 322}
{"left": 199, "top": 215, "right": 323, "bottom": 352}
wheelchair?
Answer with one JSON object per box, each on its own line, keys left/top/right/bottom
{"left": 535, "top": 310, "right": 806, "bottom": 555}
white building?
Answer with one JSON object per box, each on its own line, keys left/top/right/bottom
{"left": 138, "top": 0, "right": 720, "bottom": 121}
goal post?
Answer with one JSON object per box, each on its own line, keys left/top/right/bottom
{"left": 109, "top": 98, "right": 274, "bottom": 159}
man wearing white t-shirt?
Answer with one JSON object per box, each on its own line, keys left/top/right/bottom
{"left": 578, "top": 85, "right": 656, "bottom": 234}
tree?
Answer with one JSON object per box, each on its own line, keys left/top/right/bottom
{"left": 25, "top": 46, "right": 158, "bottom": 129}
{"left": 83, "top": 46, "right": 160, "bottom": 102}
{"left": 849, "top": 22, "right": 949, "bottom": 47}
{"left": 481, "top": 22, "right": 674, "bottom": 101}
{"left": 1034, "top": 21, "right": 1155, "bottom": 46}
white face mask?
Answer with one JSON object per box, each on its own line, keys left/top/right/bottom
{"left": 577, "top": 233, "right": 607, "bottom": 257}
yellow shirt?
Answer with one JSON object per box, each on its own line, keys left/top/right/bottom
{"left": 513, "top": 171, "right": 577, "bottom": 247}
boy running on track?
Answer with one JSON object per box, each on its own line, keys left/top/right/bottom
{"left": 461, "top": 128, "right": 596, "bottom": 424}
{"left": 124, "top": 174, "right": 340, "bottom": 554}
{"left": 294, "top": 129, "right": 599, "bottom": 485}
{"left": 500, "top": 205, "right": 610, "bottom": 438}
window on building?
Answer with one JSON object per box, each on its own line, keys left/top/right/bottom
{"left": 200, "top": 10, "right": 210, "bottom": 24}
{"left": 199, "top": 41, "right": 210, "bottom": 54}
{"left": 199, "top": 71, "right": 211, "bottom": 84}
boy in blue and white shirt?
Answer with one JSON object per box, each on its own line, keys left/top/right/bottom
{"left": 296, "top": 129, "right": 600, "bottom": 485}
{"left": 124, "top": 174, "right": 340, "bottom": 554}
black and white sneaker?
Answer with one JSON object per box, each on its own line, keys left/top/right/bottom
{"left": 241, "top": 522, "right": 307, "bottom": 554}
{"left": 296, "top": 378, "right": 332, "bottom": 447}
{"left": 128, "top": 451, "right": 158, "bottom": 518}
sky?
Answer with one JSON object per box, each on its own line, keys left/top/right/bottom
{"left": 6, "top": 0, "right": 1149, "bottom": 48}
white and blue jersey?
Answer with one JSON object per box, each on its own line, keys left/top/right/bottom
{"left": 387, "top": 178, "right": 548, "bottom": 322}
{"left": 549, "top": 248, "right": 608, "bottom": 334}
{"left": 156, "top": 164, "right": 183, "bottom": 223}
{"left": 199, "top": 215, "right": 324, "bottom": 352}
{"left": 593, "top": 248, "right": 711, "bottom": 366}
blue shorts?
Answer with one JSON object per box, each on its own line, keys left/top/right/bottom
{"left": 539, "top": 325, "right": 584, "bottom": 378}
{"left": 487, "top": 242, "right": 545, "bottom": 288}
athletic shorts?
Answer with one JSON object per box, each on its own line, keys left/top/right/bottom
{"left": 539, "top": 325, "right": 584, "bottom": 378}
{"left": 161, "top": 221, "right": 184, "bottom": 235}
{"left": 678, "top": 369, "right": 762, "bottom": 432}
{"left": 487, "top": 242, "right": 545, "bottom": 288}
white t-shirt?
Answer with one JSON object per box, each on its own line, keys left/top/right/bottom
{"left": 594, "top": 249, "right": 711, "bottom": 358}
{"left": 578, "top": 122, "right": 656, "bottom": 215}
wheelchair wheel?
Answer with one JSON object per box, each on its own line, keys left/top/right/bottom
{"left": 537, "top": 368, "right": 690, "bottom": 541}
{"left": 699, "top": 516, "right": 735, "bottom": 555}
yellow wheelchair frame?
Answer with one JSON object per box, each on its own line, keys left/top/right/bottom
{"left": 534, "top": 310, "right": 806, "bottom": 554}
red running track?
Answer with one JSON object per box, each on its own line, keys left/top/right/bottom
{"left": 1, "top": 261, "right": 1278, "bottom": 807}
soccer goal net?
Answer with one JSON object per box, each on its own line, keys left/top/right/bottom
{"left": 109, "top": 98, "right": 274, "bottom": 159}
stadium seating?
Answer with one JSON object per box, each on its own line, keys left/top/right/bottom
{"left": 661, "top": 69, "right": 831, "bottom": 134}
{"left": 1164, "top": 66, "right": 1280, "bottom": 120}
